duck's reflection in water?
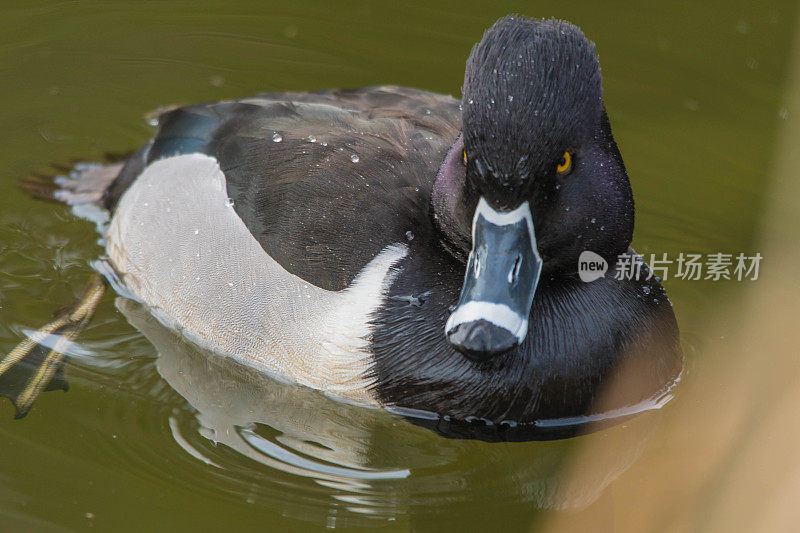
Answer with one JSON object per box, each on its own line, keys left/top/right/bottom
{"left": 118, "top": 296, "right": 663, "bottom": 527}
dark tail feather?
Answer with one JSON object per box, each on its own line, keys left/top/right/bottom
{"left": 0, "top": 274, "right": 107, "bottom": 418}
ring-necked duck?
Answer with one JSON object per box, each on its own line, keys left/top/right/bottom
{"left": 3, "top": 15, "right": 680, "bottom": 439}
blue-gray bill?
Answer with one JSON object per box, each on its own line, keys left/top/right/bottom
{"left": 445, "top": 198, "right": 543, "bottom": 360}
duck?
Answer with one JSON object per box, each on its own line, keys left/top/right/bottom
{"left": 2, "top": 15, "right": 681, "bottom": 440}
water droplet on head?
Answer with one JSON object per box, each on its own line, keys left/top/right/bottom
{"left": 643, "top": 286, "right": 651, "bottom": 295}
{"left": 591, "top": 218, "right": 596, "bottom": 224}
{"left": 350, "top": 154, "right": 360, "bottom": 163}
{"left": 405, "top": 230, "right": 414, "bottom": 241}
{"left": 225, "top": 197, "right": 234, "bottom": 207}
{"left": 272, "top": 132, "right": 282, "bottom": 143}
{"left": 194, "top": 229, "right": 199, "bottom": 235}
{"left": 308, "top": 134, "right": 317, "bottom": 143}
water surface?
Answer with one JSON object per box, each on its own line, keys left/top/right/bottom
{"left": 0, "top": 1, "right": 795, "bottom": 530}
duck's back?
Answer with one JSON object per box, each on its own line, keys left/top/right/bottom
{"left": 103, "top": 86, "right": 461, "bottom": 401}
{"left": 107, "top": 86, "right": 461, "bottom": 289}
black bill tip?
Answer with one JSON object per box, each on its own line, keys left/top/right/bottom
{"left": 446, "top": 319, "right": 519, "bottom": 361}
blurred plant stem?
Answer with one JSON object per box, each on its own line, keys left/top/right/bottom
{"left": 544, "top": 8, "right": 800, "bottom": 533}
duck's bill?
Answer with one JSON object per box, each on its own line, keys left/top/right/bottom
{"left": 445, "top": 198, "right": 542, "bottom": 360}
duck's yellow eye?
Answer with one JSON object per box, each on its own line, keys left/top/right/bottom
{"left": 556, "top": 151, "right": 573, "bottom": 174}
{"left": 462, "top": 149, "right": 468, "bottom": 166}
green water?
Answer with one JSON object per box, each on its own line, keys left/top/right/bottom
{"left": 0, "top": 1, "right": 795, "bottom": 531}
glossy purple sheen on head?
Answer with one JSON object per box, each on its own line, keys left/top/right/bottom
{"left": 432, "top": 134, "right": 472, "bottom": 257}
{"left": 432, "top": 135, "right": 464, "bottom": 218}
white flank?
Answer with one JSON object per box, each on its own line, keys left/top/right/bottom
{"left": 107, "top": 153, "right": 407, "bottom": 403}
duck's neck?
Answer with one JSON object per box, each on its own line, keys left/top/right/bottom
{"left": 431, "top": 134, "right": 473, "bottom": 262}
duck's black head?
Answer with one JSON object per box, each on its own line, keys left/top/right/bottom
{"left": 434, "top": 16, "right": 634, "bottom": 359}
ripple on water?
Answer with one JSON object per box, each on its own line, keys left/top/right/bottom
{"left": 44, "top": 297, "right": 666, "bottom": 527}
